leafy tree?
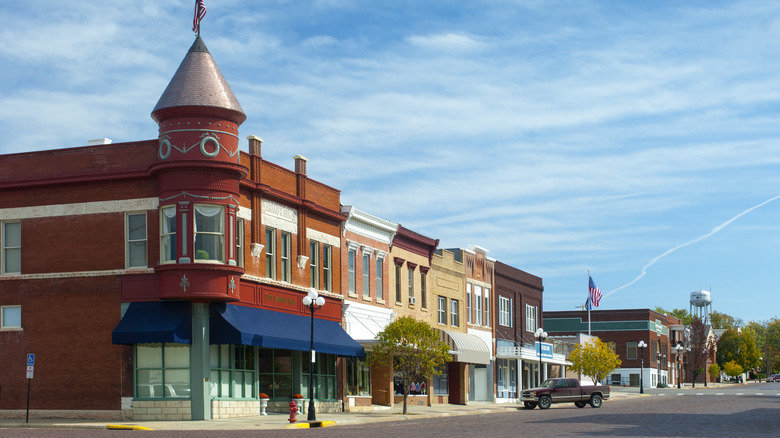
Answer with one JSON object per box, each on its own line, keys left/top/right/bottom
{"left": 723, "top": 360, "right": 743, "bottom": 378}
{"left": 747, "top": 318, "right": 780, "bottom": 375}
{"left": 654, "top": 307, "right": 692, "bottom": 325}
{"left": 369, "top": 316, "right": 451, "bottom": 414}
{"left": 717, "top": 328, "right": 760, "bottom": 372}
{"left": 708, "top": 364, "right": 721, "bottom": 382}
{"left": 709, "top": 311, "right": 742, "bottom": 330}
{"left": 568, "top": 337, "right": 622, "bottom": 384}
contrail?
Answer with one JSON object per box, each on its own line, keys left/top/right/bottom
{"left": 606, "top": 194, "right": 780, "bottom": 297}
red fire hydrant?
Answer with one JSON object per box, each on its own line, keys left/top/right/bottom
{"left": 288, "top": 400, "right": 298, "bottom": 423}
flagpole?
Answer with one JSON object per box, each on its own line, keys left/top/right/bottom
{"left": 587, "top": 271, "right": 591, "bottom": 335}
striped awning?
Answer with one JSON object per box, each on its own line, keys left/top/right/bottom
{"left": 439, "top": 329, "right": 491, "bottom": 365}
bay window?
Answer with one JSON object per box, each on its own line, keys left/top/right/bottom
{"left": 160, "top": 206, "right": 176, "bottom": 264}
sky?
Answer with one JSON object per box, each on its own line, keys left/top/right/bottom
{"left": 1, "top": 1, "right": 779, "bottom": 323}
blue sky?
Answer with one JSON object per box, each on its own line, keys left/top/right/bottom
{"left": 2, "top": 1, "right": 779, "bottom": 323}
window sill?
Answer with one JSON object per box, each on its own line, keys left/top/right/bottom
{"left": 0, "top": 327, "right": 23, "bottom": 332}
{"left": 362, "top": 296, "right": 372, "bottom": 302}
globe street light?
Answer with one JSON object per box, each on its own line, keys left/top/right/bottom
{"left": 675, "top": 344, "right": 683, "bottom": 388}
{"left": 535, "top": 327, "right": 548, "bottom": 386}
{"left": 302, "top": 288, "right": 325, "bottom": 422}
{"left": 638, "top": 340, "right": 647, "bottom": 394}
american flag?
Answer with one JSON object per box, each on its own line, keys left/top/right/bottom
{"left": 193, "top": 0, "right": 207, "bottom": 33}
{"left": 589, "top": 275, "right": 602, "bottom": 307}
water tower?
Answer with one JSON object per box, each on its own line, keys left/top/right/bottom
{"left": 689, "top": 290, "right": 712, "bottom": 325}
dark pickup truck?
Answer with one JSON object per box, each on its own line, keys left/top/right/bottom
{"left": 520, "top": 378, "right": 610, "bottom": 409}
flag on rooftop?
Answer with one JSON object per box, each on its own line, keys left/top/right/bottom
{"left": 193, "top": 0, "right": 207, "bottom": 34}
{"left": 589, "top": 275, "right": 602, "bottom": 307}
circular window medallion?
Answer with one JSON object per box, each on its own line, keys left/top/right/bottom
{"left": 159, "top": 139, "right": 172, "bottom": 160}
{"left": 200, "top": 136, "right": 220, "bottom": 158}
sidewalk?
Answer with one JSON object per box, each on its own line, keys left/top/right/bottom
{"left": 0, "top": 390, "right": 645, "bottom": 431}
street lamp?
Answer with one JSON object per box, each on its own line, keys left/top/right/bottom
{"left": 638, "top": 340, "right": 647, "bottom": 394}
{"left": 675, "top": 344, "right": 683, "bottom": 388}
{"left": 302, "top": 288, "right": 325, "bottom": 422}
{"left": 656, "top": 351, "right": 661, "bottom": 388}
{"left": 535, "top": 327, "right": 548, "bottom": 386}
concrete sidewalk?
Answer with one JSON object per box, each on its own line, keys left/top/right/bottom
{"left": 0, "top": 390, "right": 641, "bottom": 431}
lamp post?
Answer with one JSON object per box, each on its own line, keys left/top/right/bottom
{"left": 302, "top": 288, "right": 325, "bottom": 422}
{"left": 675, "top": 344, "right": 683, "bottom": 388}
{"left": 656, "top": 351, "right": 661, "bottom": 388}
{"left": 535, "top": 327, "right": 548, "bottom": 386}
{"left": 638, "top": 340, "right": 647, "bottom": 394}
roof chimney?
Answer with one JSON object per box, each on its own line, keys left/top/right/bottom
{"left": 294, "top": 154, "right": 308, "bottom": 175}
{"left": 247, "top": 135, "right": 262, "bottom": 157}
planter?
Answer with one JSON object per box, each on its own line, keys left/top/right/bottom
{"left": 260, "top": 398, "right": 269, "bottom": 416}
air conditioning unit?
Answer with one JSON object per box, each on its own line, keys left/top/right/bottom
{"left": 409, "top": 297, "right": 416, "bottom": 305}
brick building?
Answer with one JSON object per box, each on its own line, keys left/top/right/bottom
{"left": 543, "top": 309, "right": 684, "bottom": 388}
{"left": 0, "top": 36, "right": 364, "bottom": 421}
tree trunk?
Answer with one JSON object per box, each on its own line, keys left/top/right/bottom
{"left": 402, "top": 378, "right": 409, "bottom": 414}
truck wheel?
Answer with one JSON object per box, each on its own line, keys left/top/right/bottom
{"left": 523, "top": 401, "right": 537, "bottom": 409}
{"left": 589, "top": 394, "right": 603, "bottom": 408}
{"left": 538, "top": 396, "right": 552, "bottom": 410}
{"left": 574, "top": 401, "right": 587, "bottom": 408}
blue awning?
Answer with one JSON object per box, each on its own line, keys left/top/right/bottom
{"left": 210, "top": 303, "right": 364, "bottom": 357}
{"left": 112, "top": 301, "right": 191, "bottom": 345}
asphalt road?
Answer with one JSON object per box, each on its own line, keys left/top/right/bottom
{"left": 2, "top": 389, "right": 778, "bottom": 437}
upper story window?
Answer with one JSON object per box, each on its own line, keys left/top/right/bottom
{"left": 437, "top": 296, "right": 447, "bottom": 324}
{"left": 322, "top": 245, "right": 332, "bottom": 292}
{"left": 194, "top": 205, "right": 225, "bottom": 263}
{"left": 1, "top": 221, "right": 21, "bottom": 275}
{"left": 310, "top": 241, "right": 319, "bottom": 289}
{"left": 265, "top": 227, "right": 276, "bottom": 279}
{"left": 420, "top": 271, "right": 427, "bottom": 308}
{"left": 407, "top": 267, "right": 414, "bottom": 303}
{"left": 626, "top": 342, "right": 638, "bottom": 360}
{"left": 362, "top": 252, "right": 370, "bottom": 299}
{"left": 160, "top": 207, "right": 177, "bottom": 264}
{"left": 1, "top": 305, "right": 21, "bottom": 330}
{"left": 376, "top": 257, "right": 384, "bottom": 301}
{"left": 280, "top": 232, "right": 291, "bottom": 282}
{"left": 450, "top": 299, "right": 459, "bottom": 327}
{"left": 525, "top": 304, "right": 537, "bottom": 332}
{"left": 236, "top": 219, "right": 245, "bottom": 267}
{"left": 126, "top": 213, "right": 147, "bottom": 268}
{"left": 499, "top": 296, "right": 511, "bottom": 327}
{"left": 484, "top": 287, "right": 491, "bottom": 327}
{"left": 466, "top": 283, "right": 472, "bottom": 324}
{"left": 348, "top": 249, "right": 356, "bottom": 295}
{"left": 474, "top": 285, "right": 483, "bottom": 325}
{"left": 395, "top": 263, "right": 402, "bottom": 303}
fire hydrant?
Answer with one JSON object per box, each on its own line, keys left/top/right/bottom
{"left": 288, "top": 400, "right": 298, "bottom": 423}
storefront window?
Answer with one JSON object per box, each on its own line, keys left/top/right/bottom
{"left": 209, "top": 345, "right": 255, "bottom": 399}
{"left": 258, "top": 348, "right": 293, "bottom": 400}
{"left": 346, "top": 357, "right": 371, "bottom": 396}
{"left": 433, "top": 368, "right": 448, "bottom": 395}
{"left": 302, "top": 352, "right": 338, "bottom": 400}
{"left": 135, "top": 343, "right": 190, "bottom": 399}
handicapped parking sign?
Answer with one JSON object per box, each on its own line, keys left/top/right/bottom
{"left": 26, "top": 353, "right": 34, "bottom": 379}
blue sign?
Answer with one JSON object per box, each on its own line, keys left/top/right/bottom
{"left": 535, "top": 342, "right": 553, "bottom": 360}
{"left": 27, "top": 354, "right": 35, "bottom": 367}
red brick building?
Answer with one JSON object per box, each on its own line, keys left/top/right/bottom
{"left": 0, "top": 36, "right": 363, "bottom": 421}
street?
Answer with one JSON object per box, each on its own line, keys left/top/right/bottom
{"left": 1, "top": 386, "right": 778, "bottom": 437}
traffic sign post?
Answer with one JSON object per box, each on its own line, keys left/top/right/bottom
{"left": 26, "top": 353, "right": 34, "bottom": 423}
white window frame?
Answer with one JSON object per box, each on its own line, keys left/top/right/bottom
{"left": 474, "top": 285, "right": 483, "bottom": 326}
{"left": 265, "top": 227, "right": 276, "bottom": 279}
{"left": 348, "top": 249, "right": 356, "bottom": 295}
{"left": 322, "top": 244, "right": 332, "bottom": 292}
{"left": 362, "top": 252, "right": 371, "bottom": 299}
{"left": 450, "top": 299, "right": 459, "bottom": 327}
{"left": 280, "top": 232, "right": 291, "bottom": 282}
{"left": 194, "top": 204, "right": 225, "bottom": 263}
{"left": 437, "top": 296, "right": 447, "bottom": 324}
{"left": 160, "top": 206, "right": 177, "bottom": 264}
{"left": 466, "top": 283, "right": 472, "bottom": 324}
{"left": 236, "top": 219, "right": 244, "bottom": 267}
{"left": 376, "top": 257, "right": 384, "bottom": 301}
{"left": 310, "top": 241, "right": 319, "bottom": 289}
{"left": 499, "top": 296, "right": 510, "bottom": 327}
{"left": 526, "top": 304, "right": 537, "bottom": 332}
{"left": 1, "top": 221, "right": 21, "bottom": 275}
{"left": 1, "top": 305, "right": 21, "bottom": 330}
{"left": 126, "top": 212, "right": 147, "bottom": 268}
{"left": 484, "top": 287, "right": 490, "bottom": 327}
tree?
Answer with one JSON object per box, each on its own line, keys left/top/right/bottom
{"left": 717, "top": 328, "right": 760, "bottom": 372}
{"left": 568, "top": 338, "right": 622, "bottom": 385}
{"left": 688, "top": 318, "right": 716, "bottom": 387}
{"left": 723, "top": 360, "right": 743, "bottom": 379}
{"left": 654, "top": 307, "right": 692, "bottom": 325}
{"left": 747, "top": 318, "right": 780, "bottom": 376}
{"left": 709, "top": 311, "right": 742, "bottom": 330}
{"left": 369, "top": 316, "right": 451, "bottom": 414}
{"left": 708, "top": 363, "right": 721, "bottom": 382}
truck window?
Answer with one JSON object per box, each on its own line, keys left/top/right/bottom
{"left": 568, "top": 379, "right": 578, "bottom": 387}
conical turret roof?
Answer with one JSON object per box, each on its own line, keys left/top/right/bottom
{"left": 152, "top": 36, "right": 246, "bottom": 124}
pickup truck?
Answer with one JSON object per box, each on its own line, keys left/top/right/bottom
{"left": 520, "top": 378, "right": 610, "bottom": 409}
